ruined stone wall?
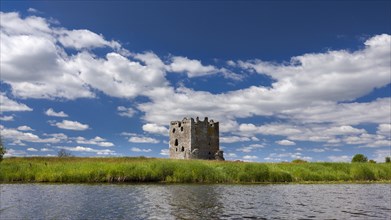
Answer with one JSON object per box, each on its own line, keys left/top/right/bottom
{"left": 169, "top": 117, "right": 224, "bottom": 160}
{"left": 169, "top": 118, "right": 193, "bottom": 159}
{"left": 192, "top": 117, "right": 219, "bottom": 159}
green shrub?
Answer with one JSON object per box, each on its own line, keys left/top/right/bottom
{"left": 351, "top": 154, "right": 368, "bottom": 163}
{"left": 351, "top": 165, "right": 375, "bottom": 180}
{"left": 291, "top": 159, "right": 307, "bottom": 163}
{"left": 238, "top": 163, "right": 269, "bottom": 182}
{"left": 269, "top": 170, "right": 293, "bottom": 182}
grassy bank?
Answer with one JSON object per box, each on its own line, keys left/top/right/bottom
{"left": 1, "top": 157, "right": 390, "bottom": 183}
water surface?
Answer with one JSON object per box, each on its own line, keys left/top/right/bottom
{"left": 1, "top": 184, "right": 390, "bottom": 219}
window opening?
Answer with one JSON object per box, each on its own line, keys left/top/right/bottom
{"left": 172, "top": 128, "right": 176, "bottom": 133}
{"left": 181, "top": 146, "right": 185, "bottom": 152}
{"left": 174, "top": 139, "right": 178, "bottom": 146}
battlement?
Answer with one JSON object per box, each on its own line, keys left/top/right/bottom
{"left": 169, "top": 117, "right": 224, "bottom": 160}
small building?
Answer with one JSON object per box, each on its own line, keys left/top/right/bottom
{"left": 169, "top": 117, "right": 224, "bottom": 160}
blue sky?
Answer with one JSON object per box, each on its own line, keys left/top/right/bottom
{"left": 1, "top": 1, "right": 390, "bottom": 162}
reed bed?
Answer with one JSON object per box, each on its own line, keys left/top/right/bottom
{"left": 1, "top": 157, "right": 390, "bottom": 183}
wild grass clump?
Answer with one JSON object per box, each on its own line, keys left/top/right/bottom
{"left": 351, "top": 165, "right": 375, "bottom": 181}
{"left": 0, "top": 157, "right": 390, "bottom": 183}
{"left": 238, "top": 163, "right": 269, "bottom": 182}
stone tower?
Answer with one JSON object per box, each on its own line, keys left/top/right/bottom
{"left": 169, "top": 117, "right": 224, "bottom": 160}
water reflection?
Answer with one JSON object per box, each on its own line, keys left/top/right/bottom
{"left": 162, "top": 185, "right": 223, "bottom": 219}
{"left": 1, "top": 184, "right": 390, "bottom": 219}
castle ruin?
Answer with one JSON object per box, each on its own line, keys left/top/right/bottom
{"left": 169, "top": 117, "right": 224, "bottom": 160}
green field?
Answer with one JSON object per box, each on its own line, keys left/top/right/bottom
{"left": 1, "top": 157, "right": 390, "bottom": 183}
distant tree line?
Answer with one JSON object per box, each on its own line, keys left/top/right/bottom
{"left": 57, "top": 149, "right": 73, "bottom": 158}
{"left": 351, "top": 154, "right": 390, "bottom": 163}
{"left": 289, "top": 154, "right": 390, "bottom": 163}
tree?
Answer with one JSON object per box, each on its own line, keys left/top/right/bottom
{"left": 368, "top": 159, "right": 376, "bottom": 163}
{"left": 0, "top": 136, "right": 6, "bottom": 162}
{"left": 386, "top": 157, "right": 391, "bottom": 163}
{"left": 57, "top": 149, "right": 72, "bottom": 158}
{"left": 291, "top": 159, "right": 307, "bottom": 163}
{"left": 351, "top": 154, "right": 368, "bottom": 163}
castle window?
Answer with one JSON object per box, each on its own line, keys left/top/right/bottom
{"left": 181, "top": 127, "right": 184, "bottom": 132}
{"left": 181, "top": 146, "right": 184, "bottom": 152}
{"left": 208, "top": 152, "right": 211, "bottom": 155}
{"left": 176, "top": 148, "right": 178, "bottom": 152}
{"left": 174, "top": 139, "right": 178, "bottom": 146}
{"left": 172, "top": 128, "right": 176, "bottom": 133}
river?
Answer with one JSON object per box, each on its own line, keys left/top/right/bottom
{"left": 1, "top": 183, "right": 390, "bottom": 219}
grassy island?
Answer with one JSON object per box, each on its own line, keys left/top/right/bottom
{"left": 1, "top": 157, "right": 390, "bottom": 183}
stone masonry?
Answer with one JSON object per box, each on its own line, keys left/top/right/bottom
{"left": 169, "top": 117, "right": 224, "bottom": 160}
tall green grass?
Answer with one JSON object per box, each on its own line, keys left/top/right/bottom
{"left": 0, "top": 157, "right": 390, "bottom": 183}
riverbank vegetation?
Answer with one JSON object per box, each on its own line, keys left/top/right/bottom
{"left": 1, "top": 157, "right": 390, "bottom": 183}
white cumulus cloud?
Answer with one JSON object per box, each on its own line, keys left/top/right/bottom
{"left": 0, "top": 12, "right": 167, "bottom": 100}
{"left": 131, "top": 147, "right": 152, "bottom": 153}
{"left": 1, "top": 126, "right": 65, "bottom": 144}
{"left": 328, "top": 155, "right": 351, "bottom": 162}
{"left": 53, "top": 120, "right": 89, "bottom": 131}
{"left": 17, "top": 125, "right": 34, "bottom": 131}
{"left": 160, "top": 149, "right": 169, "bottom": 156}
{"left": 377, "top": 124, "right": 391, "bottom": 137}
{"left": 220, "top": 136, "right": 252, "bottom": 143}
{"left": 75, "top": 136, "right": 114, "bottom": 147}
{"left": 243, "top": 155, "right": 258, "bottom": 159}
{"left": 225, "top": 153, "right": 238, "bottom": 158}
{"left": 276, "top": 140, "right": 296, "bottom": 146}
{"left": 0, "top": 93, "right": 32, "bottom": 112}
{"left": 242, "top": 155, "right": 258, "bottom": 161}
{"left": 142, "top": 123, "right": 169, "bottom": 136}
{"left": 138, "top": 34, "right": 390, "bottom": 137}
{"left": 0, "top": 115, "right": 14, "bottom": 121}
{"left": 265, "top": 152, "right": 312, "bottom": 162}
{"left": 57, "top": 29, "right": 120, "bottom": 50}
{"left": 236, "top": 144, "right": 264, "bottom": 153}
{"left": 4, "top": 148, "right": 27, "bottom": 157}
{"left": 117, "top": 106, "right": 136, "bottom": 118}
{"left": 169, "top": 56, "right": 217, "bottom": 77}
{"left": 57, "top": 146, "right": 116, "bottom": 155}
{"left": 239, "top": 34, "right": 390, "bottom": 104}
{"left": 128, "top": 135, "right": 160, "bottom": 144}
{"left": 45, "top": 108, "right": 68, "bottom": 117}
